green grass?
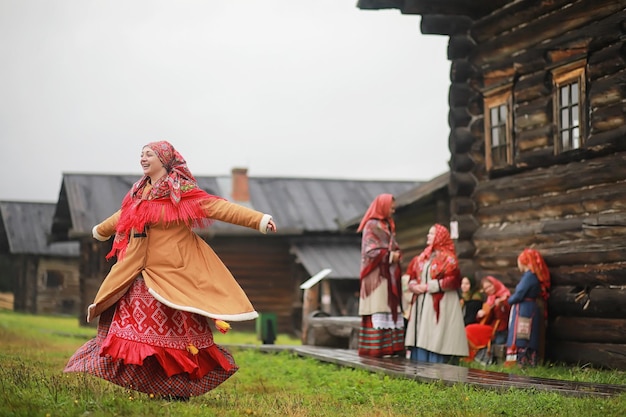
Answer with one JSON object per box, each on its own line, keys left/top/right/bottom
{"left": 0, "top": 310, "right": 625, "bottom": 417}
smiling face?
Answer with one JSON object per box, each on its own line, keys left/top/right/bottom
{"left": 461, "top": 277, "right": 471, "bottom": 294}
{"left": 140, "top": 146, "right": 167, "bottom": 182}
{"left": 426, "top": 226, "right": 436, "bottom": 245}
{"left": 482, "top": 279, "right": 495, "bottom": 296}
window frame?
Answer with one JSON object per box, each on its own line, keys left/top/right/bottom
{"left": 483, "top": 87, "right": 514, "bottom": 171}
{"left": 552, "top": 61, "right": 586, "bottom": 154}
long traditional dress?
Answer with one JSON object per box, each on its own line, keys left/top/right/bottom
{"left": 404, "top": 224, "right": 468, "bottom": 363}
{"left": 64, "top": 141, "right": 273, "bottom": 398}
{"left": 506, "top": 271, "right": 544, "bottom": 366}
{"left": 506, "top": 248, "right": 550, "bottom": 367}
{"left": 357, "top": 194, "right": 404, "bottom": 357}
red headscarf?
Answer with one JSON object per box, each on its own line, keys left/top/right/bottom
{"left": 482, "top": 276, "right": 510, "bottom": 307}
{"left": 131, "top": 141, "right": 198, "bottom": 204}
{"left": 416, "top": 223, "right": 456, "bottom": 267}
{"left": 517, "top": 248, "right": 551, "bottom": 303}
{"left": 106, "top": 141, "right": 221, "bottom": 260}
{"left": 407, "top": 224, "right": 459, "bottom": 321}
{"left": 357, "top": 194, "right": 395, "bottom": 233}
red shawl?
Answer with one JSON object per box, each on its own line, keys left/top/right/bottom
{"left": 517, "top": 248, "right": 551, "bottom": 304}
{"left": 106, "top": 141, "right": 223, "bottom": 260}
{"left": 407, "top": 224, "right": 460, "bottom": 322}
{"left": 357, "top": 194, "right": 396, "bottom": 233}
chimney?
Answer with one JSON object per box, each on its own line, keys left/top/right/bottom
{"left": 231, "top": 167, "right": 250, "bottom": 202}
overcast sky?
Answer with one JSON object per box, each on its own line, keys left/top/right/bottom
{"left": 0, "top": 0, "right": 451, "bottom": 202}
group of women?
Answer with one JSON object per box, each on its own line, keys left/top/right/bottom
{"left": 356, "top": 194, "right": 551, "bottom": 368}
{"left": 65, "top": 151, "right": 549, "bottom": 401}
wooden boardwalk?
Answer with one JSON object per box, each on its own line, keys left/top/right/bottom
{"left": 230, "top": 344, "right": 626, "bottom": 398}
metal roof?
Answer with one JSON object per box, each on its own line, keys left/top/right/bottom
{"left": 290, "top": 236, "right": 362, "bottom": 280}
{"left": 52, "top": 173, "right": 420, "bottom": 239}
{"left": 0, "top": 201, "right": 79, "bottom": 256}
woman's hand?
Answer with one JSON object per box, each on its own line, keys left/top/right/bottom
{"left": 408, "top": 281, "right": 427, "bottom": 295}
{"left": 266, "top": 219, "right": 277, "bottom": 233}
{"left": 476, "top": 309, "right": 485, "bottom": 319}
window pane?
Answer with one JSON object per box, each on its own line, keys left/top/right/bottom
{"left": 499, "top": 104, "right": 507, "bottom": 121}
{"left": 561, "top": 108, "right": 570, "bottom": 128}
{"left": 562, "top": 130, "right": 570, "bottom": 150}
{"left": 572, "top": 82, "right": 579, "bottom": 102}
{"left": 572, "top": 127, "right": 580, "bottom": 148}
{"left": 492, "top": 127, "right": 500, "bottom": 146}
{"left": 572, "top": 105, "right": 579, "bottom": 127}
{"left": 490, "top": 107, "right": 499, "bottom": 125}
{"left": 560, "top": 86, "right": 569, "bottom": 106}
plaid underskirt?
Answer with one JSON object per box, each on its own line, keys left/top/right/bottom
{"left": 358, "top": 314, "right": 405, "bottom": 357}
{"left": 64, "top": 277, "right": 238, "bottom": 397}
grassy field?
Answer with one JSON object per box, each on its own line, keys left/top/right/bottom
{"left": 0, "top": 310, "right": 625, "bottom": 417}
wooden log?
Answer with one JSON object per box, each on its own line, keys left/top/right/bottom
{"left": 476, "top": 180, "right": 626, "bottom": 223}
{"left": 468, "top": 115, "right": 485, "bottom": 140}
{"left": 448, "top": 127, "right": 475, "bottom": 154}
{"left": 588, "top": 42, "right": 626, "bottom": 80}
{"left": 420, "top": 14, "right": 472, "bottom": 36}
{"left": 587, "top": 125, "right": 626, "bottom": 150}
{"left": 448, "top": 106, "right": 471, "bottom": 129}
{"left": 449, "top": 152, "right": 474, "bottom": 173}
{"left": 301, "top": 285, "right": 320, "bottom": 344}
{"left": 473, "top": 153, "right": 626, "bottom": 205}
{"left": 450, "top": 196, "right": 476, "bottom": 216}
{"left": 452, "top": 214, "right": 479, "bottom": 240}
{"left": 514, "top": 125, "right": 552, "bottom": 152}
{"left": 449, "top": 171, "right": 477, "bottom": 197}
{"left": 550, "top": 317, "right": 626, "bottom": 344}
{"left": 549, "top": 286, "right": 626, "bottom": 319}
{"left": 471, "top": 0, "right": 623, "bottom": 67}
{"left": 356, "top": 0, "right": 402, "bottom": 10}
{"left": 454, "top": 239, "right": 475, "bottom": 258}
{"left": 466, "top": 92, "right": 483, "bottom": 117}
{"left": 589, "top": 101, "right": 626, "bottom": 133}
{"left": 588, "top": 68, "right": 626, "bottom": 107}
{"left": 449, "top": 83, "right": 473, "bottom": 107}
{"left": 513, "top": 95, "right": 551, "bottom": 132}
{"left": 550, "top": 262, "right": 626, "bottom": 287}
{"left": 470, "top": 0, "right": 573, "bottom": 44}
{"left": 514, "top": 71, "right": 550, "bottom": 104}
{"left": 448, "top": 35, "right": 475, "bottom": 60}
{"left": 546, "top": 341, "right": 626, "bottom": 369}
{"left": 476, "top": 236, "right": 626, "bottom": 269}
{"left": 402, "top": 0, "right": 500, "bottom": 19}
{"left": 450, "top": 59, "right": 475, "bottom": 83}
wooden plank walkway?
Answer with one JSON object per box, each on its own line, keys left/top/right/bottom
{"left": 229, "top": 344, "right": 626, "bottom": 398}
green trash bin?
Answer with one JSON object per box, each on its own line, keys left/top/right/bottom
{"left": 256, "top": 312, "right": 277, "bottom": 345}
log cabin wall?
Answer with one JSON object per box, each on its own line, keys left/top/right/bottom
{"left": 204, "top": 235, "right": 294, "bottom": 334}
{"left": 79, "top": 238, "right": 114, "bottom": 326}
{"left": 13, "top": 255, "right": 37, "bottom": 313}
{"left": 447, "top": 1, "right": 626, "bottom": 368}
{"left": 35, "top": 257, "right": 80, "bottom": 315}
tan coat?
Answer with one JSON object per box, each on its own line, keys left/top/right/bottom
{"left": 87, "top": 197, "right": 271, "bottom": 323}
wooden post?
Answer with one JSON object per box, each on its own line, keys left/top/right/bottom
{"left": 301, "top": 284, "right": 319, "bottom": 344}
{"left": 321, "top": 280, "right": 331, "bottom": 314}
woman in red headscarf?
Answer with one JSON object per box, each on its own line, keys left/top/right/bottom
{"left": 404, "top": 224, "right": 468, "bottom": 363}
{"left": 464, "top": 276, "right": 511, "bottom": 363}
{"left": 64, "top": 141, "right": 277, "bottom": 399}
{"left": 506, "top": 248, "right": 551, "bottom": 367}
{"left": 356, "top": 194, "right": 405, "bottom": 357}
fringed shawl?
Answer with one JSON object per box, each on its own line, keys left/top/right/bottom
{"left": 106, "top": 140, "right": 223, "bottom": 260}
{"left": 408, "top": 224, "right": 459, "bottom": 322}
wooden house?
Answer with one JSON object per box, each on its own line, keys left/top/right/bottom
{"left": 358, "top": 0, "right": 626, "bottom": 369}
{"left": 0, "top": 201, "right": 80, "bottom": 315}
{"left": 50, "top": 170, "right": 418, "bottom": 334}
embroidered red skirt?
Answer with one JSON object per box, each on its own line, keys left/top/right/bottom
{"left": 64, "top": 277, "right": 238, "bottom": 397}
{"left": 358, "top": 315, "right": 405, "bottom": 357}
